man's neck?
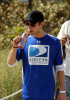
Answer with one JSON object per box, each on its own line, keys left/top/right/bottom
{"left": 33, "top": 30, "right": 46, "bottom": 38}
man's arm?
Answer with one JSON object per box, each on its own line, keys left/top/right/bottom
{"left": 7, "top": 36, "right": 22, "bottom": 65}
{"left": 56, "top": 71, "right": 66, "bottom": 100}
{"left": 7, "top": 47, "right": 18, "bottom": 65}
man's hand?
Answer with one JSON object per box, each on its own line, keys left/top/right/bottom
{"left": 13, "top": 36, "right": 22, "bottom": 47}
{"left": 60, "top": 36, "right": 68, "bottom": 46}
{"left": 56, "top": 93, "right": 66, "bottom": 100}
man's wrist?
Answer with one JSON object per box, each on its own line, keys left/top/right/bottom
{"left": 12, "top": 46, "right": 18, "bottom": 48}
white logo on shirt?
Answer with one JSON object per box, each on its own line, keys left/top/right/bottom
{"left": 28, "top": 45, "right": 50, "bottom": 65}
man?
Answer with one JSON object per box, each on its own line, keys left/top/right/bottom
{"left": 58, "top": 20, "right": 70, "bottom": 100}
{"left": 7, "top": 10, "right": 66, "bottom": 100}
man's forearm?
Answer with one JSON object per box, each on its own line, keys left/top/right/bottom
{"left": 7, "top": 47, "right": 17, "bottom": 65}
{"left": 57, "top": 71, "right": 65, "bottom": 91}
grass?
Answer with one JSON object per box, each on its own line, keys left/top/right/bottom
{"left": 0, "top": 48, "right": 23, "bottom": 100}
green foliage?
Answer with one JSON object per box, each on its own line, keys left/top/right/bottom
{"left": 36, "top": 2, "right": 70, "bottom": 36}
{"left": 0, "top": 1, "right": 70, "bottom": 49}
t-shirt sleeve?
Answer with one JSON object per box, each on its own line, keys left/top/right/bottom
{"left": 54, "top": 39, "right": 63, "bottom": 66}
{"left": 16, "top": 48, "right": 22, "bottom": 61}
{"left": 54, "top": 39, "right": 64, "bottom": 72}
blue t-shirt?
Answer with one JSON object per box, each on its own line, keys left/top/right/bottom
{"left": 16, "top": 34, "right": 63, "bottom": 99}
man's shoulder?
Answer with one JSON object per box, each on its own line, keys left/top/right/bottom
{"left": 47, "top": 34, "right": 59, "bottom": 41}
{"left": 47, "top": 34, "right": 60, "bottom": 47}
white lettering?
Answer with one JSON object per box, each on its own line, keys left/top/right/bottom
{"left": 29, "top": 57, "right": 48, "bottom": 65}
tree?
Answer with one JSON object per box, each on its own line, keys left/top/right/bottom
{"left": 41, "top": 0, "right": 46, "bottom": 5}
{"left": 0, "top": 0, "right": 13, "bottom": 5}
{"left": 66, "top": 0, "right": 70, "bottom": 5}
{"left": 28, "top": 0, "right": 33, "bottom": 9}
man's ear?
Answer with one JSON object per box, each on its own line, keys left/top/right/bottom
{"left": 40, "top": 22, "right": 44, "bottom": 27}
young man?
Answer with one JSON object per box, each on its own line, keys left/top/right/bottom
{"left": 7, "top": 10, "right": 66, "bottom": 100}
{"left": 58, "top": 20, "right": 70, "bottom": 100}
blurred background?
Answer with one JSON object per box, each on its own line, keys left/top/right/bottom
{"left": 0, "top": 0, "right": 70, "bottom": 100}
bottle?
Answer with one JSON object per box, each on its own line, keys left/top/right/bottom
{"left": 18, "top": 32, "right": 28, "bottom": 49}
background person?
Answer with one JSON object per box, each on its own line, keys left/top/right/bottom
{"left": 7, "top": 10, "right": 66, "bottom": 100}
{"left": 58, "top": 20, "right": 70, "bottom": 100}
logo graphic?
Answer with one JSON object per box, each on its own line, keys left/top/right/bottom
{"left": 28, "top": 45, "right": 50, "bottom": 65}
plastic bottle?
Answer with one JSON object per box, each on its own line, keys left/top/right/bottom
{"left": 18, "top": 32, "right": 28, "bottom": 49}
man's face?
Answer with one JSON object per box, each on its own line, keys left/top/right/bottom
{"left": 25, "top": 21, "right": 42, "bottom": 36}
